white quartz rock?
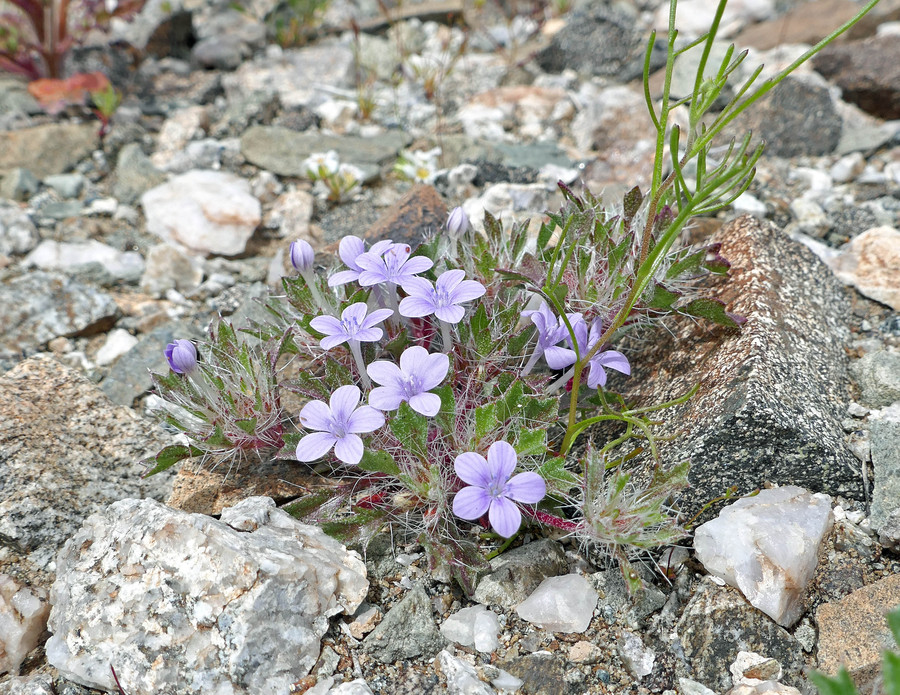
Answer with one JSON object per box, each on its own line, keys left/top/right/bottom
{"left": 46, "top": 496, "right": 368, "bottom": 694}
{"left": 435, "top": 650, "right": 495, "bottom": 695}
{"left": 141, "top": 169, "right": 261, "bottom": 256}
{"left": 515, "top": 574, "right": 598, "bottom": 633}
{"left": 694, "top": 486, "right": 833, "bottom": 627}
{"left": 440, "top": 605, "right": 501, "bottom": 653}
{"left": 0, "top": 574, "right": 51, "bottom": 676}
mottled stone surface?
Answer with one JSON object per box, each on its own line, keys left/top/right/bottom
{"left": 0, "top": 356, "right": 171, "bottom": 573}
{"left": 46, "top": 496, "right": 368, "bottom": 693}
{"left": 363, "top": 584, "right": 445, "bottom": 663}
{"left": 0, "top": 271, "right": 119, "bottom": 359}
{"left": 676, "top": 578, "right": 806, "bottom": 692}
{"left": 0, "top": 124, "right": 98, "bottom": 179}
{"left": 473, "top": 539, "right": 567, "bottom": 608}
{"left": 620, "top": 215, "right": 861, "bottom": 517}
{"left": 814, "top": 35, "right": 900, "bottom": 120}
{"left": 362, "top": 184, "right": 447, "bottom": 248}
{"left": 240, "top": 126, "right": 411, "bottom": 177}
{"left": 0, "top": 574, "right": 50, "bottom": 676}
{"left": 816, "top": 572, "right": 900, "bottom": 691}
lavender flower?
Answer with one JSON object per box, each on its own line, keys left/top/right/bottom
{"left": 367, "top": 346, "right": 450, "bottom": 416}
{"left": 453, "top": 441, "right": 547, "bottom": 538}
{"left": 446, "top": 206, "right": 469, "bottom": 238}
{"left": 328, "top": 237, "right": 394, "bottom": 288}
{"left": 165, "top": 340, "right": 198, "bottom": 375}
{"left": 295, "top": 385, "right": 385, "bottom": 465}
{"left": 309, "top": 303, "right": 393, "bottom": 351}
{"left": 289, "top": 240, "right": 315, "bottom": 273}
{"left": 571, "top": 318, "right": 631, "bottom": 388}
{"left": 520, "top": 302, "right": 578, "bottom": 374}
{"left": 399, "top": 270, "right": 486, "bottom": 324}
{"left": 356, "top": 243, "right": 434, "bottom": 288}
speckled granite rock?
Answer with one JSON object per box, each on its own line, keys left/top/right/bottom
{"left": 363, "top": 584, "right": 445, "bottom": 664}
{"left": 621, "top": 215, "right": 861, "bottom": 517}
{"left": 675, "top": 578, "right": 806, "bottom": 692}
{"left": 0, "top": 355, "right": 171, "bottom": 574}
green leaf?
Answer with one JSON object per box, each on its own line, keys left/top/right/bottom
{"left": 205, "top": 425, "right": 233, "bottom": 449}
{"left": 390, "top": 402, "right": 428, "bottom": 457}
{"left": 359, "top": 449, "right": 401, "bottom": 476}
{"left": 283, "top": 488, "right": 345, "bottom": 520}
{"left": 144, "top": 444, "right": 201, "bottom": 477}
{"left": 679, "top": 297, "right": 745, "bottom": 328}
{"left": 383, "top": 327, "right": 410, "bottom": 360}
{"left": 324, "top": 359, "right": 353, "bottom": 390}
{"left": 515, "top": 428, "right": 547, "bottom": 456}
{"left": 536, "top": 220, "right": 554, "bottom": 253}
{"left": 474, "top": 402, "right": 498, "bottom": 440}
{"left": 484, "top": 210, "right": 503, "bottom": 245}
{"left": 665, "top": 248, "right": 706, "bottom": 279}
{"left": 523, "top": 396, "right": 560, "bottom": 423}
{"left": 322, "top": 508, "right": 388, "bottom": 544}
{"left": 884, "top": 651, "right": 900, "bottom": 695}
{"left": 470, "top": 303, "right": 493, "bottom": 355}
{"left": 646, "top": 283, "right": 682, "bottom": 310}
{"left": 536, "top": 456, "right": 579, "bottom": 490}
{"left": 622, "top": 186, "right": 643, "bottom": 224}
{"left": 235, "top": 417, "right": 257, "bottom": 434}
{"left": 808, "top": 668, "right": 858, "bottom": 695}
{"left": 497, "top": 379, "right": 525, "bottom": 422}
{"left": 217, "top": 320, "right": 237, "bottom": 347}
{"left": 433, "top": 384, "right": 456, "bottom": 437}
{"left": 607, "top": 234, "right": 631, "bottom": 274}
{"left": 508, "top": 327, "right": 534, "bottom": 357}
{"left": 887, "top": 608, "right": 900, "bottom": 646}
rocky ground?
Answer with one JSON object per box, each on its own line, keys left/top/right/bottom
{"left": 1, "top": 0, "right": 900, "bottom": 693}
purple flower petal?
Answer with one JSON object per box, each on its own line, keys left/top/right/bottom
{"left": 543, "top": 345, "right": 577, "bottom": 370}
{"left": 596, "top": 350, "right": 630, "bottom": 375}
{"left": 418, "top": 353, "right": 450, "bottom": 390}
{"left": 329, "top": 384, "right": 361, "bottom": 423}
{"left": 434, "top": 304, "right": 466, "bottom": 324}
{"left": 448, "top": 279, "right": 486, "bottom": 304}
{"left": 333, "top": 433, "right": 364, "bottom": 464}
{"left": 295, "top": 432, "right": 338, "bottom": 461}
{"left": 399, "top": 296, "right": 437, "bottom": 318}
{"left": 488, "top": 496, "right": 522, "bottom": 538}
{"left": 452, "top": 485, "right": 491, "bottom": 521}
{"left": 486, "top": 441, "right": 517, "bottom": 483}
{"left": 338, "top": 236, "right": 366, "bottom": 270}
{"left": 454, "top": 452, "right": 491, "bottom": 487}
{"left": 399, "top": 255, "right": 434, "bottom": 277}
{"left": 587, "top": 362, "right": 607, "bottom": 388}
{"left": 400, "top": 276, "right": 434, "bottom": 297}
{"left": 398, "top": 345, "right": 429, "bottom": 375}
{"left": 328, "top": 269, "right": 361, "bottom": 287}
{"left": 368, "top": 387, "right": 404, "bottom": 411}
{"left": 320, "top": 334, "right": 349, "bottom": 350}
{"left": 353, "top": 327, "right": 384, "bottom": 343}
{"left": 298, "top": 399, "right": 332, "bottom": 431}
{"left": 408, "top": 392, "right": 441, "bottom": 417}
{"left": 505, "top": 472, "right": 546, "bottom": 504}
{"left": 309, "top": 315, "right": 343, "bottom": 335}
{"left": 368, "top": 239, "right": 395, "bottom": 257}
{"left": 360, "top": 308, "right": 394, "bottom": 330}
{"left": 436, "top": 269, "right": 466, "bottom": 292}
{"left": 346, "top": 405, "right": 385, "bottom": 433}
{"left": 341, "top": 302, "right": 369, "bottom": 324}
{"left": 366, "top": 360, "right": 403, "bottom": 387}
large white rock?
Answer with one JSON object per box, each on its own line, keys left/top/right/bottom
{"left": 0, "top": 574, "right": 51, "bottom": 676}
{"left": 141, "top": 170, "right": 261, "bottom": 256}
{"left": 23, "top": 239, "right": 144, "bottom": 281}
{"left": 46, "top": 496, "right": 368, "bottom": 694}
{"left": 439, "top": 605, "right": 501, "bottom": 653}
{"left": 694, "top": 486, "right": 833, "bottom": 627}
{"left": 515, "top": 574, "right": 598, "bottom": 633}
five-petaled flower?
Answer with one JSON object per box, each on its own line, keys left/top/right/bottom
{"left": 165, "top": 339, "right": 198, "bottom": 375}
{"left": 295, "top": 385, "right": 385, "bottom": 465}
{"left": 367, "top": 346, "right": 450, "bottom": 416}
{"left": 570, "top": 317, "right": 631, "bottom": 388}
{"left": 453, "top": 441, "right": 546, "bottom": 538}
{"left": 356, "top": 243, "right": 433, "bottom": 288}
{"left": 399, "top": 269, "right": 486, "bottom": 324}
{"left": 309, "top": 303, "right": 394, "bottom": 350}
{"left": 521, "top": 302, "right": 579, "bottom": 373}
{"left": 328, "top": 236, "right": 394, "bottom": 287}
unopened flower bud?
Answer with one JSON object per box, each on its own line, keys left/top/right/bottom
{"left": 165, "top": 339, "right": 197, "bottom": 375}
{"left": 290, "top": 240, "right": 315, "bottom": 274}
{"left": 446, "top": 206, "right": 469, "bottom": 238}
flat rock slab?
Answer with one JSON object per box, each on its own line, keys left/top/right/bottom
{"left": 0, "top": 123, "right": 98, "bottom": 179}
{"left": 620, "top": 215, "right": 861, "bottom": 517}
{"left": 816, "top": 572, "right": 900, "bottom": 691}
{"left": 240, "top": 126, "right": 412, "bottom": 177}
{"left": 814, "top": 34, "right": 900, "bottom": 120}
{"left": 0, "top": 356, "right": 171, "bottom": 574}
{"left": 0, "top": 270, "right": 119, "bottom": 360}
{"left": 362, "top": 184, "right": 447, "bottom": 248}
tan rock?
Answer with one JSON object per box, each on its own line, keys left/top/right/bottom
{"left": 816, "top": 572, "right": 900, "bottom": 690}
{"left": 0, "top": 124, "right": 98, "bottom": 180}
{"left": 829, "top": 226, "right": 900, "bottom": 310}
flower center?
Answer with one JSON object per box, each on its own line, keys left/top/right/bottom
{"left": 486, "top": 480, "right": 508, "bottom": 499}
{"left": 432, "top": 285, "right": 452, "bottom": 308}
{"left": 402, "top": 374, "right": 423, "bottom": 399}
{"left": 341, "top": 316, "right": 361, "bottom": 337}
{"left": 329, "top": 416, "right": 347, "bottom": 439}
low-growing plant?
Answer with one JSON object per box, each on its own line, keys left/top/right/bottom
{"left": 301, "top": 150, "right": 365, "bottom": 204}
{"left": 146, "top": 0, "right": 880, "bottom": 594}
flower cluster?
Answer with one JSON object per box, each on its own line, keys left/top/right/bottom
{"left": 301, "top": 150, "right": 364, "bottom": 203}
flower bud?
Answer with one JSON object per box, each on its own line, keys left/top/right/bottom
{"left": 446, "top": 206, "right": 469, "bottom": 238}
{"left": 290, "top": 240, "right": 315, "bottom": 274}
{"left": 165, "top": 339, "right": 198, "bottom": 375}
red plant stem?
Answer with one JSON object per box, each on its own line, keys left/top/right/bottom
{"left": 522, "top": 507, "right": 581, "bottom": 532}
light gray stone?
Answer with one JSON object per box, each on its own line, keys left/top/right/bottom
{"left": 474, "top": 539, "right": 567, "bottom": 608}
{"left": 435, "top": 651, "right": 495, "bottom": 695}
{"left": 440, "top": 605, "right": 501, "bottom": 653}
{"left": 0, "top": 168, "right": 38, "bottom": 201}
{"left": 0, "top": 271, "right": 118, "bottom": 358}
{"left": 42, "top": 173, "right": 84, "bottom": 199}
{"left": 46, "top": 496, "right": 368, "bottom": 694}
{"left": 0, "top": 574, "right": 50, "bottom": 676}
{"left": 851, "top": 349, "right": 900, "bottom": 408}
{"left": 0, "top": 201, "right": 39, "bottom": 256}
{"left": 870, "top": 419, "right": 900, "bottom": 537}
{"left": 515, "top": 574, "right": 598, "bottom": 633}
{"left": 112, "top": 143, "right": 167, "bottom": 205}
{"left": 362, "top": 584, "right": 445, "bottom": 663}
{"left": 140, "top": 243, "right": 204, "bottom": 296}
{"left": 0, "top": 124, "right": 98, "bottom": 180}
{"left": 23, "top": 239, "right": 144, "bottom": 283}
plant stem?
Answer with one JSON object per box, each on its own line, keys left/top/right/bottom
{"left": 348, "top": 340, "right": 371, "bottom": 390}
